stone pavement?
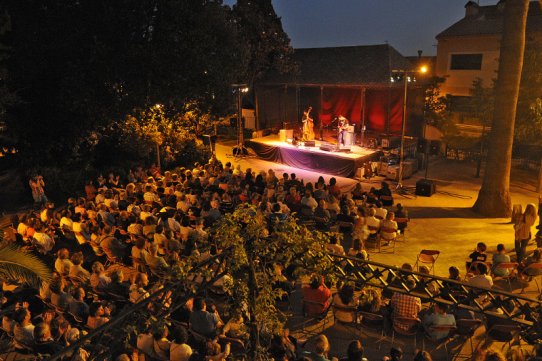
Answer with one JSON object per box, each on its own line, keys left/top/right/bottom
{"left": 215, "top": 142, "right": 542, "bottom": 360}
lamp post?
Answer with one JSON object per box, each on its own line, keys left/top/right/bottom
{"left": 392, "top": 66, "right": 427, "bottom": 190}
{"left": 232, "top": 84, "right": 249, "bottom": 156}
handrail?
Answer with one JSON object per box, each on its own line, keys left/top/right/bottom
{"left": 324, "top": 252, "right": 541, "bottom": 330}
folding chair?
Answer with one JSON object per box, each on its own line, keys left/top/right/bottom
{"left": 380, "top": 226, "right": 397, "bottom": 253}
{"left": 394, "top": 217, "right": 409, "bottom": 242}
{"left": 422, "top": 324, "right": 457, "bottom": 360}
{"left": 492, "top": 262, "right": 518, "bottom": 291}
{"left": 301, "top": 298, "right": 332, "bottom": 334}
{"left": 520, "top": 262, "right": 542, "bottom": 297}
{"left": 331, "top": 303, "right": 360, "bottom": 338}
{"left": 454, "top": 318, "right": 482, "bottom": 360}
{"left": 415, "top": 250, "right": 440, "bottom": 274}
{"left": 359, "top": 311, "right": 387, "bottom": 350}
{"left": 366, "top": 226, "right": 380, "bottom": 252}
{"left": 483, "top": 323, "right": 522, "bottom": 352}
{"left": 391, "top": 317, "right": 421, "bottom": 349}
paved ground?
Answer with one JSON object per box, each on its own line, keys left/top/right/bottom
{"left": 215, "top": 141, "right": 542, "bottom": 360}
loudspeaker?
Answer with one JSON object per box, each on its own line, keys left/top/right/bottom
{"left": 430, "top": 140, "right": 440, "bottom": 155}
{"left": 304, "top": 140, "right": 315, "bottom": 147}
{"left": 418, "top": 138, "right": 427, "bottom": 153}
{"left": 415, "top": 179, "right": 436, "bottom": 197}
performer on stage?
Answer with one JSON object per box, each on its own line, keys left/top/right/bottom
{"left": 302, "top": 106, "right": 315, "bottom": 141}
{"left": 337, "top": 115, "right": 349, "bottom": 146}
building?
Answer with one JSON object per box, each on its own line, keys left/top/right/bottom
{"left": 254, "top": 44, "right": 428, "bottom": 140}
{"left": 436, "top": 0, "right": 542, "bottom": 99}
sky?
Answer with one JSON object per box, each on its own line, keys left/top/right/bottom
{"left": 224, "top": 0, "right": 498, "bottom": 56}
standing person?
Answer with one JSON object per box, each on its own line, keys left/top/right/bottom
{"left": 515, "top": 203, "right": 538, "bottom": 263}
{"left": 302, "top": 106, "right": 315, "bottom": 141}
{"left": 337, "top": 115, "right": 349, "bottom": 146}
{"left": 29, "top": 174, "right": 47, "bottom": 208}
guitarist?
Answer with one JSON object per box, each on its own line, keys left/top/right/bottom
{"left": 302, "top": 106, "right": 315, "bottom": 141}
{"left": 337, "top": 115, "right": 349, "bottom": 146}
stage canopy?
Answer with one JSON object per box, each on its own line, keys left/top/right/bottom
{"left": 255, "top": 44, "right": 425, "bottom": 137}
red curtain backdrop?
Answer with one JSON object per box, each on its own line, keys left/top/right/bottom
{"left": 320, "top": 88, "right": 362, "bottom": 126}
{"left": 364, "top": 88, "right": 403, "bottom": 133}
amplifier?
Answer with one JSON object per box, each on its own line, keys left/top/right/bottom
{"left": 415, "top": 179, "right": 436, "bottom": 197}
{"left": 304, "top": 140, "right": 316, "bottom": 147}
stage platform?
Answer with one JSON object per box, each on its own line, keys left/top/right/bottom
{"left": 246, "top": 135, "right": 382, "bottom": 178}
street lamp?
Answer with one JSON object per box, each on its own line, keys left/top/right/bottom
{"left": 392, "top": 66, "right": 427, "bottom": 190}
{"left": 232, "top": 84, "right": 249, "bottom": 156}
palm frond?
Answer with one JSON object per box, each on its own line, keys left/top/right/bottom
{"left": 0, "top": 242, "right": 52, "bottom": 289}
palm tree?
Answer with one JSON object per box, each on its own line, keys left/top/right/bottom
{"left": 0, "top": 218, "right": 51, "bottom": 289}
{"left": 473, "top": 0, "right": 531, "bottom": 217}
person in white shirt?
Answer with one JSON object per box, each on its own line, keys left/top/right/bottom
{"left": 300, "top": 190, "right": 318, "bottom": 211}
{"left": 374, "top": 201, "right": 387, "bottom": 220}
{"left": 33, "top": 224, "right": 54, "bottom": 253}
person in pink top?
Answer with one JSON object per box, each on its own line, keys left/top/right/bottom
{"left": 302, "top": 275, "right": 332, "bottom": 314}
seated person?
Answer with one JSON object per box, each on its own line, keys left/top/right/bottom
{"left": 69, "top": 252, "right": 90, "bottom": 282}
{"left": 313, "top": 200, "right": 331, "bottom": 230}
{"left": 365, "top": 208, "right": 380, "bottom": 239}
{"left": 33, "top": 322, "right": 63, "bottom": 355}
{"left": 170, "top": 326, "right": 192, "bottom": 361}
{"left": 13, "top": 307, "right": 35, "bottom": 349}
{"left": 222, "top": 313, "right": 248, "bottom": 342}
{"left": 332, "top": 284, "right": 359, "bottom": 323}
{"left": 358, "top": 288, "right": 383, "bottom": 314}
{"left": 378, "top": 182, "right": 393, "bottom": 207}
{"left": 492, "top": 243, "right": 511, "bottom": 277}
{"left": 129, "top": 272, "right": 150, "bottom": 303}
{"left": 137, "top": 324, "right": 171, "bottom": 361}
{"left": 522, "top": 248, "right": 542, "bottom": 276}
{"left": 380, "top": 211, "right": 398, "bottom": 245}
{"left": 466, "top": 242, "right": 488, "bottom": 273}
{"left": 422, "top": 302, "right": 456, "bottom": 341}
{"left": 189, "top": 297, "right": 223, "bottom": 338}
{"left": 145, "top": 243, "right": 169, "bottom": 270}
{"left": 391, "top": 279, "right": 421, "bottom": 332}
{"left": 340, "top": 340, "right": 369, "bottom": 361}
{"left": 106, "top": 269, "right": 130, "bottom": 298}
{"left": 86, "top": 302, "right": 110, "bottom": 329}
{"left": 302, "top": 275, "right": 332, "bottom": 315}
{"left": 395, "top": 203, "right": 409, "bottom": 234}
{"left": 467, "top": 262, "right": 493, "bottom": 289}
{"left": 90, "top": 262, "right": 111, "bottom": 290}
{"left": 68, "top": 288, "right": 90, "bottom": 321}
{"left": 326, "top": 236, "right": 345, "bottom": 255}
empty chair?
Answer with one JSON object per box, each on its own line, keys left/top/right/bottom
{"left": 415, "top": 250, "right": 440, "bottom": 274}
{"left": 454, "top": 318, "right": 483, "bottom": 360}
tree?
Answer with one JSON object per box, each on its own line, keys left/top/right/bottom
{"left": 0, "top": 220, "right": 51, "bottom": 289}
{"left": 473, "top": 0, "right": 530, "bottom": 217}
{"left": 423, "top": 76, "right": 455, "bottom": 138}
{"left": 232, "top": 0, "right": 296, "bottom": 85}
{"left": 515, "top": 39, "right": 542, "bottom": 145}
{"left": 213, "top": 206, "right": 335, "bottom": 359}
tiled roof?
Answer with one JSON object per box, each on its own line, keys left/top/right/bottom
{"left": 436, "top": 0, "right": 542, "bottom": 39}
{"left": 260, "top": 44, "right": 413, "bottom": 86}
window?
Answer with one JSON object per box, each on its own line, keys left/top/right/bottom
{"left": 450, "top": 54, "right": 483, "bottom": 70}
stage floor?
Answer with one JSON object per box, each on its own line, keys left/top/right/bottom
{"left": 246, "top": 135, "right": 382, "bottom": 178}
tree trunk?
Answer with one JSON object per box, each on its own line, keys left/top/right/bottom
{"left": 472, "top": 0, "right": 530, "bottom": 217}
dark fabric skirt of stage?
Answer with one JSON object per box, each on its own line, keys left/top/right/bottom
{"left": 246, "top": 140, "right": 381, "bottom": 178}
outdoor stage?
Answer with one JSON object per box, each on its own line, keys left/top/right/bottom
{"left": 246, "top": 135, "right": 382, "bottom": 178}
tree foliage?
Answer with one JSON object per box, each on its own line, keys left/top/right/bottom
{"left": 515, "top": 40, "right": 542, "bottom": 144}
{"left": 1, "top": 0, "right": 247, "bottom": 169}
{"left": 423, "top": 76, "right": 456, "bottom": 138}
{"left": 213, "top": 205, "right": 335, "bottom": 358}
{"left": 233, "top": 0, "right": 296, "bottom": 85}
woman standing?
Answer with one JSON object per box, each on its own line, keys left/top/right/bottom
{"left": 515, "top": 203, "right": 538, "bottom": 263}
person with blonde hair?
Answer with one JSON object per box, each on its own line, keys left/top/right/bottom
{"left": 515, "top": 203, "right": 538, "bottom": 262}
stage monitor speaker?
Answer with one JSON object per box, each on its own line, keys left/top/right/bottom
{"left": 415, "top": 179, "right": 436, "bottom": 197}
{"left": 304, "top": 140, "right": 315, "bottom": 147}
